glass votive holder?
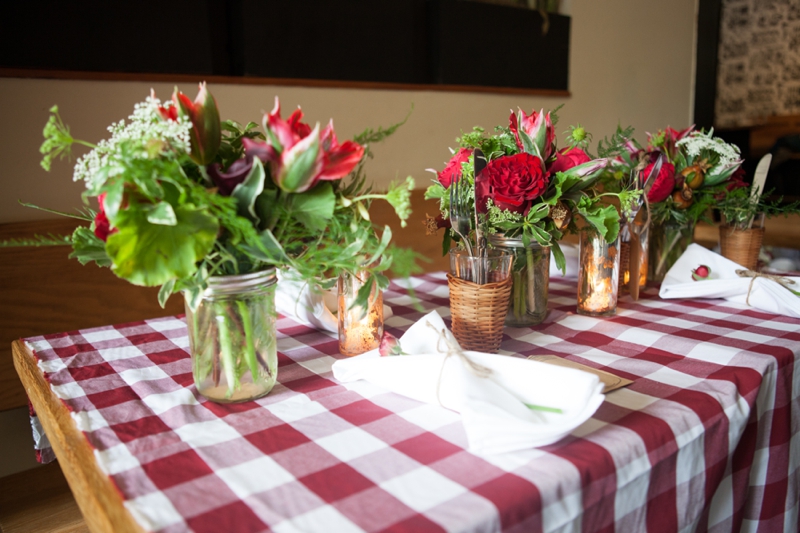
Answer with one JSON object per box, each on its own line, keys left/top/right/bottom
{"left": 449, "top": 248, "right": 513, "bottom": 284}
{"left": 577, "top": 227, "right": 621, "bottom": 317}
{"left": 619, "top": 219, "right": 649, "bottom": 291}
{"left": 338, "top": 271, "right": 384, "bottom": 356}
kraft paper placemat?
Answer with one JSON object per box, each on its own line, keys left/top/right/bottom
{"left": 527, "top": 355, "right": 632, "bottom": 394}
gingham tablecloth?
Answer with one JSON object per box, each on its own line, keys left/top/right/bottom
{"left": 24, "top": 273, "right": 800, "bottom": 533}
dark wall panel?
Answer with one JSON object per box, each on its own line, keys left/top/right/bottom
{"left": 241, "top": 0, "right": 429, "bottom": 83}
{"left": 0, "top": 1, "right": 217, "bottom": 75}
{"left": 430, "top": 0, "right": 569, "bottom": 90}
{"left": 0, "top": 0, "right": 570, "bottom": 91}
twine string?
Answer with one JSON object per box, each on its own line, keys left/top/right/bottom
{"left": 427, "top": 320, "right": 492, "bottom": 408}
{"left": 735, "top": 269, "right": 797, "bottom": 305}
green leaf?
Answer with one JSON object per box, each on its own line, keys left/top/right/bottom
{"left": 231, "top": 158, "right": 266, "bottom": 224}
{"left": 290, "top": 182, "right": 335, "bottom": 232}
{"left": 243, "top": 229, "right": 290, "bottom": 264}
{"left": 158, "top": 279, "right": 176, "bottom": 308}
{"left": 366, "top": 226, "right": 392, "bottom": 266}
{"left": 69, "top": 227, "right": 112, "bottom": 267}
{"left": 279, "top": 134, "right": 320, "bottom": 192}
{"left": 105, "top": 204, "right": 218, "bottom": 286}
{"left": 441, "top": 229, "right": 452, "bottom": 257}
{"left": 424, "top": 182, "right": 446, "bottom": 201}
{"left": 518, "top": 128, "right": 540, "bottom": 159}
{"left": 551, "top": 241, "right": 566, "bottom": 274}
{"left": 145, "top": 202, "right": 178, "bottom": 226}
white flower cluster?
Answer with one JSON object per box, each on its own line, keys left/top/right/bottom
{"left": 73, "top": 96, "right": 192, "bottom": 188}
{"left": 675, "top": 130, "right": 741, "bottom": 167}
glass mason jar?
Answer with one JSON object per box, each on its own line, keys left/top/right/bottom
{"left": 577, "top": 227, "right": 620, "bottom": 317}
{"left": 619, "top": 220, "right": 649, "bottom": 291}
{"left": 648, "top": 221, "right": 695, "bottom": 283}
{"left": 184, "top": 270, "right": 278, "bottom": 403}
{"left": 489, "top": 234, "right": 550, "bottom": 326}
{"left": 338, "top": 271, "right": 384, "bottom": 357}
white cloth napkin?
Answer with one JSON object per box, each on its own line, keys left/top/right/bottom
{"left": 276, "top": 271, "right": 339, "bottom": 332}
{"left": 659, "top": 244, "right": 800, "bottom": 318}
{"left": 276, "top": 270, "right": 394, "bottom": 333}
{"left": 550, "top": 243, "right": 579, "bottom": 278}
{"left": 332, "top": 311, "right": 605, "bottom": 455}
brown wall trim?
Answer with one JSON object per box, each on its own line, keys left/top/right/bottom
{"left": 0, "top": 68, "right": 571, "bottom": 98}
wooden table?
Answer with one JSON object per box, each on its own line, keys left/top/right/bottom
{"left": 12, "top": 274, "right": 800, "bottom": 532}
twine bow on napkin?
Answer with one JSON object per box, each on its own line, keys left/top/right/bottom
{"left": 735, "top": 269, "right": 800, "bottom": 305}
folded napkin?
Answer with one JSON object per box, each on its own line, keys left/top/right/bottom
{"left": 659, "top": 244, "right": 800, "bottom": 318}
{"left": 276, "top": 271, "right": 339, "bottom": 332}
{"left": 550, "top": 243, "right": 579, "bottom": 278}
{"left": 276, "top": 270, "right": 394, "bottom": 333}
{"left": 332, "top": 311, "right": 605, "bottom": 455}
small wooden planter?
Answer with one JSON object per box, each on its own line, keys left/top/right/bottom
{"left": 719, "top": 223, "right": 764, "bottom": 270}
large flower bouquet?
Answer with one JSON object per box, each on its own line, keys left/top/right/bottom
{"left": 30, "top": 84, "right": 415, "bottom": 309}
{"left": 12, "top": 84, "right": 416, "bottom": 401}
{"left": 425, "top": 107, "right": 629, "bottom": 271}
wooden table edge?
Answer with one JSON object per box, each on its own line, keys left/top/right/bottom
{"left": 11, "top": 339, "right": 146, "bottom": 533}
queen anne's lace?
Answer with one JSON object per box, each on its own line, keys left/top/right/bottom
{"left": 675, "top": 130, "right": 741, "bottom": 167}
{"left": 73, "top": 97, "right": 192, "bottom": 188}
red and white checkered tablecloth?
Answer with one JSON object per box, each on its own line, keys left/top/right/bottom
{"left": 24, "top": 273, "right": 800, "bottom": 533}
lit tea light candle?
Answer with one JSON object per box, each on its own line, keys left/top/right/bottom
{"left": 577, "top": 229, "right": 620, "bottom": 317}
{"left": 338, "top": 272, "right": 384, "bottom": 356}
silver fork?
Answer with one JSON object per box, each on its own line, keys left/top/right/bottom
{"left": 449, "top": 174, "right": 473, "bottom": 258}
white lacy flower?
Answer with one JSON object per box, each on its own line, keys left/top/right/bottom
{"left": 675, "top": 130, "right": 741, "bottom": 167}
{"left": 73, "top": 96, "right": 192, "bottom": 188}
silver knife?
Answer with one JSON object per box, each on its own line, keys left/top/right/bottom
{"left": 747, "top": 153, "right": 771, "bottom": 229}
{"left": 750, "top": 153, "right": 771, "bottom": 203}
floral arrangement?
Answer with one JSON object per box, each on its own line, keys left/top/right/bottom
{"left": 425, "top": 107, "right": 631, "bottom": 271}
{"left": 19, "top": 83, "right": 416, "bottom": 311}
{"left": 645, "top": 127, "right": 745, "bottom": 226}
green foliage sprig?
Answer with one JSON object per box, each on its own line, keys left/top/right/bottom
{"left": 716, "top": 187, "right": 800, "bottom": 231}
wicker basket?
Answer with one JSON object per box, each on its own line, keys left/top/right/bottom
{"left": 719, "top": 225, "right": 764, "bottom": 270}
{"left": 447, "top": 273, "right": 513, "bottom": 353}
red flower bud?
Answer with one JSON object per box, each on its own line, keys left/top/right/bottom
{"left": 692, "top": 264, "right": 711, "bottom": 281}
{"left": 378, "top": 331, "right": 404, "bottom": 357}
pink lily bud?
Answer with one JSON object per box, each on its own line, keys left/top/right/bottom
{"left": 172, "top": 82, "right": 221, "bottom": 166}
{"left": 509, "top": 108, "right": 556, "bottom": 161}
{"left": 262, "top": 97, "right": 364, "bottom": 193}
{"left": 692, "top": 265, "right": 711, "bottom": 281}
{"left": 378, "top": 331, "right": 404, "bottom": 357}
{"left": 93, "top": 193, "right": 117, "bottom": 242}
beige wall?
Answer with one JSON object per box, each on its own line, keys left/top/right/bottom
{"left": 0, "top": 0, "right": 697, "bottom": 224}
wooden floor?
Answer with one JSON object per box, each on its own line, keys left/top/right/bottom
{"left": 0, "top": 462, "right": 88, "bottom": 533}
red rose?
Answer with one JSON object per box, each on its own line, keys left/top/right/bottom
{"left": 93, "top": 193, "right": 116, "bottom": 242}
{"left": 437, "top": 148, "right": 471, "bottom": 188}
{"left": 548, "top": 147, "right": 591, "bottom": 176}
{"left": 478, "top": 153, "right": 548, "bottom": 214}
{"left": 645, "top": 161, "right": 676, "bottom": 203}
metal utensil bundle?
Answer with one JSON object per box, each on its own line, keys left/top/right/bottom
{"left": 449, "top": 149, "right": 490, "bottom": 284}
